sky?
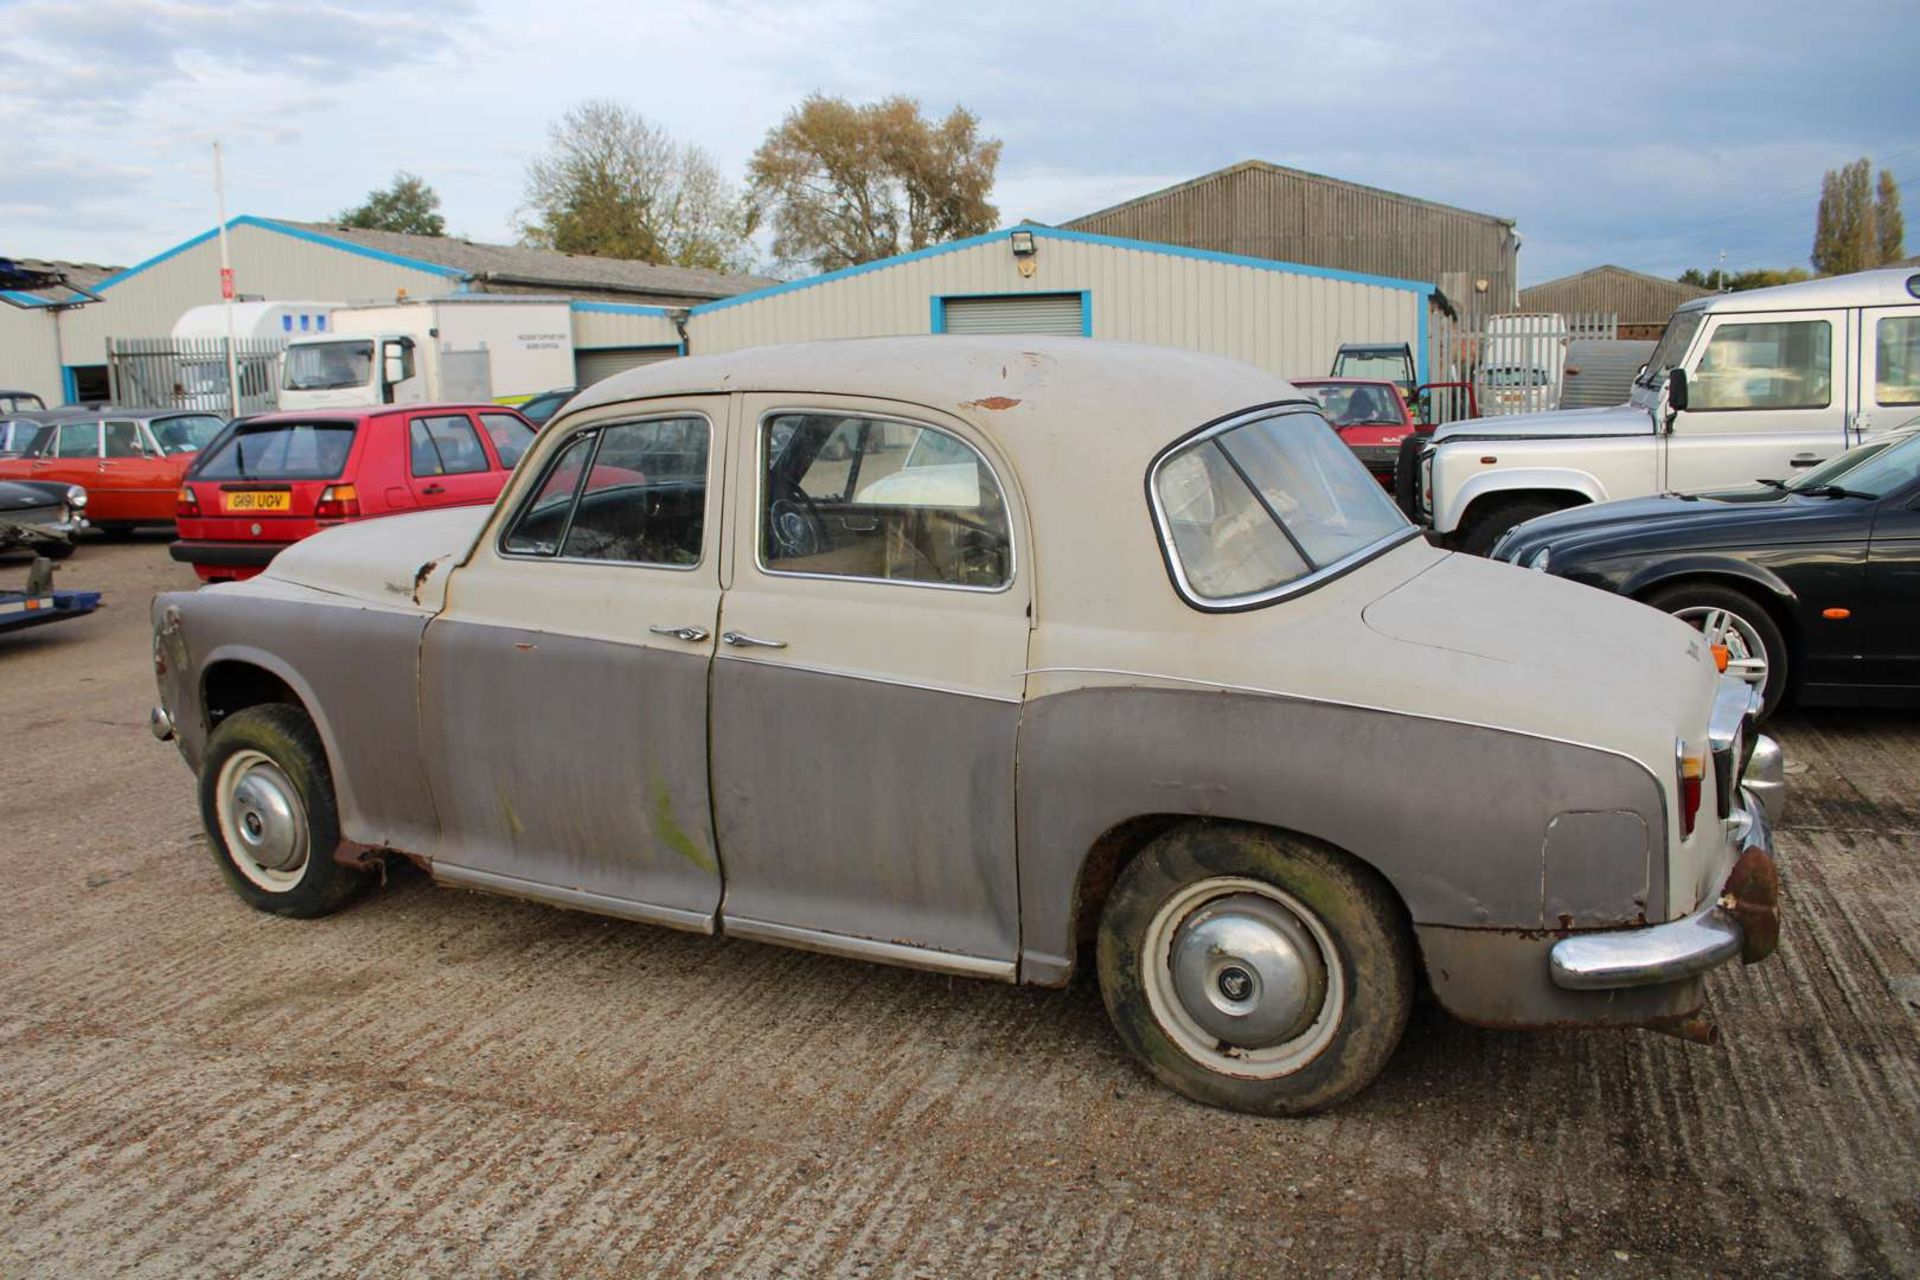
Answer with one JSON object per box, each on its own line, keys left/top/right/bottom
{"left": 2, "top": 0, "right": 1915, "bottom": 285}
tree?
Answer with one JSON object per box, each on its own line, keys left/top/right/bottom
{"left": 1678, "top": 266, "right": 1810, "bottom": 292}
{"left": 1812, "top": 157, "right": 1905, "bottom": 275}
{"left": 336, "top": 172, "right": 446, "bottom": 237}
{"left": 748, "top": 95, "right": 1001, "bottom": 272}
{"left": 516, "top": 100, "right": 755, "bottom": 272}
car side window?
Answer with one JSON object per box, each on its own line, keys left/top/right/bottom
{"left": 761, "top": 412, "right": 1011, "bottom": 589}
{"left": 479, "top": 412, "right": 536, "bottom": 469}
{"left": 1876, "top": 317, "right": 1920, "bottom": 407}
{"left": 1689, "top": 320, "right": 1831, "bottom": 411}
{"left": 409, "top": 414, "right": 488, "bottom": 476}
{"left": 55, "top": 422, "right": 100, "bottom": 458}
{"left": 103, "top": 420, "right": 143, "bottom": 458}
{"left": 500, "top": 417, "right": 708, "bottom": 567}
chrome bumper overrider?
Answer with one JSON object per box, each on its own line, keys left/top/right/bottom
{"left": 1549, "top": 782, "right": 1779, "bottom": 991}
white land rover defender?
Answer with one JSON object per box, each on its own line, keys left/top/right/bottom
{"left": 1403, "top": 267, "right": 1920, "bottom": 553}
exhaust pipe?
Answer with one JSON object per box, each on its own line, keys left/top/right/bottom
{"left": 1648, "top": 1015, "right": 1719, "bottom": 1047}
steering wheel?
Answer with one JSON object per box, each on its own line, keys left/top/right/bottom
{"left": 767, "top": 477, "right": 829, "bottom": 560}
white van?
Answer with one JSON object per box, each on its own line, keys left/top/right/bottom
{"left": 1409, "top": 267, "right": 1920, "bottom": 551}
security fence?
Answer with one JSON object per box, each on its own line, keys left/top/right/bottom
{"left": 1424, "top": 311, "right": 1619, "bottom": 425}
{"left": 107, "top": 337, "right": 286, "bottom": 415}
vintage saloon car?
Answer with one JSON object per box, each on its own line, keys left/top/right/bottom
{"left": 150, "top": 338, "right": 1783, "bottom": 1115}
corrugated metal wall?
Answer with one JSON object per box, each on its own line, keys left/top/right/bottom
{"left": 1063, "top": 164, "right": 1518, "bottom": 314}
{"left": 57, "top": 224, "right": 458, "bottom": 369}
{"left": 688, "top": 236, "right": 1423, "bottom": 381}
{"left": 1519, "top": 268, "right": 1710, "bottom": 327}
{"left": 569, "top": 307, "right": 681, "bottom": 350}
{"left": 0, "top": 308, "right": 65, "bottom": 404}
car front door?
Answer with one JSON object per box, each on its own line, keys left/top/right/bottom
{"left": 416, "top": 398, "right": 730, "bottom": 929}
{"left": 406, "top": 412, "right": 500, "bottom": 508}
{"left": 94, "top": 419, "right": 180, "bottom": 522}
{"left": 709, "top": 396, "right": 1030, "bottom": 976}
{"left": 1861, "top": 477, "right": 1920, "bottom": 690}
{"left": 1663, "top": 309, "right": 1848, "bottom": 492}
{"left": 1856, "top": 304, "right": 1920, "bottom": 443}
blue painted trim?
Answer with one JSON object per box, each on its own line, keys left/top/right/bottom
{"left": 569, "top": 300, "right": 673, "bottom": 317}
{"left": 691, "top": 224, "right": 1434, "bottom": 318}
{"left": 87, "top": 216, "right": 467, "bottom": 295}
{"left": 61, "top": 367, "right": 78, "bottom": 405}
{"left": 1, "top": 289, "right": 58, "bottom": 308}
{"left": 930, "top": 289, "right": 1093, "bottom": 336}
{"left": 677, "top": 339, "right": 688, "bottom": 356}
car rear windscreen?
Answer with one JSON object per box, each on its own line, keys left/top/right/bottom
{"left": 193, "top": 421, "right": 357, "bottom": 480}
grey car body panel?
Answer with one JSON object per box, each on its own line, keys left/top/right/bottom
{"left": 1014, "top": 686, "right": 1666, "bottom": 984}
{"left": 157, "top": 586, "right": 442, "bottom": 856}
{"left": 710, "top": 658, "right": 1022, "bottom": 965}
{"left": 1413, "top": 925, "right": 1704, "bottom": 1028}
{"left": 418, "top": 621, "right": 723, "bottom": 922}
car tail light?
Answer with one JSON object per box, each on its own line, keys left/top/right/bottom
{"left": 314, "top": 484, "right": 360, "bottom": 519}
{"left": 176, "top": 486, "right": 199, "bottom": 517}
{"left": 1676, "top": 742, "right": 1704, "bottom": 838}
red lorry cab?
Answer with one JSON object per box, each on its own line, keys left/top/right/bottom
{"left": 171, "top": 404, "right": 535, "bottom": 583}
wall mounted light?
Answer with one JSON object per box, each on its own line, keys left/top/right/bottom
{"left": 1009, "top": 230, "right": 1036, "bottom": 257}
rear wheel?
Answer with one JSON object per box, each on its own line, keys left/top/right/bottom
{"left": 198, "top": 704, "right": 367, "bottom": 917}
{"left": 1097, "top": 823, "right": 1414, "bottom": 1116}
{"left": 1455, "top": 497, "right": 1568, "bottom": 557}
{"left": 1645, "top": 582, "right": 1788, "bottom": 718}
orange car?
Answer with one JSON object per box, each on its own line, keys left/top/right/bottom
{"left": 0, "top": 408, "right": 226, "bottom": 532}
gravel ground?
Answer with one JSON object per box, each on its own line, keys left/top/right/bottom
{"left": 2, "top": 536, "right": 1917, "bottom": 1278}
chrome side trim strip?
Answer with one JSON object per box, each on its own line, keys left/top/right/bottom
{"left": 717, "top": 651, "right": 1023, "bottom": 703}
{"left": 723, "top": 916, "right": 1017, "bottom": 982}
{"left": 431, "top": 861, "right": 716, "bottom": 935}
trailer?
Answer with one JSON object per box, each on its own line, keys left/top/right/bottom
{"left": 0, "top": 558, "right": 102, "bottom": 635}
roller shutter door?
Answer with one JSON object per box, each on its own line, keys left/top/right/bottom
{"left": 941, "top": 293, "right": 1085, "bottom": 336}
{"left": 574, "top": 346, "right": 679, "bottom": 387}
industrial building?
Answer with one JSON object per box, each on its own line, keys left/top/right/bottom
{"left": 0, "top": 219, "right": 773, "bottom": 405}
{"left": 688, "top": 224, "right": 1438, "bottom": 382}
{"left": 1519, "top": 265, "right": 1711, "bottom": 339}
{"left": 1063, "top": 160, "right": 1521, "bottom": 317}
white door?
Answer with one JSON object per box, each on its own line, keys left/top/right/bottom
{"left": 708, "top": 394, "right": 1031, "bottom": 975}
{"left": 1663, "top": 308, "right": 1849, "bottom": 492}
{"left": 1855, "top": 304, "right": 1920, "bottom": 442}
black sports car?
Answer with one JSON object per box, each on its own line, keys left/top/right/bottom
{"left": 1492, "top": 425, "right": 1920, "bottom": 718}
{"left": 0, "top": 477, "right": 88, "bottom": 558}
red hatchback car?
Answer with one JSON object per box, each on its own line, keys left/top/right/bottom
{"left": 1291, "top": 378, "right": 1430, "bottom": 490}
{"left": 171, "top": 404, "right": 535, "bottom": 582}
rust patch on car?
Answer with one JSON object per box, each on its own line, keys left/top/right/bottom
{"left": 411, "top": 556, "right": 449, "bottom": 606}
{"left": 513, "top": 642, "right": 536, "bottom": 653}
{"left": 961, "top": 396, "right": 1022, "bottom": 411}
{"left": 1722, "top": 845, "right": 1780, "bottom": 964}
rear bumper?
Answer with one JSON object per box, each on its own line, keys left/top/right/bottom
{"left": 169, "top": 540, "right": 285, "bottom": 568}
{"left": 1549, "top": 786, "right": 1779, "bottom": 991}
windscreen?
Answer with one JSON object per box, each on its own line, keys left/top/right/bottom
{"left": 1792, "top": 428, "right": 1920, "bottom": 496}
{"left": 1297, "top": 383, "right": 1402, "bottom": 425}
{"left": 1637, "top": 309, "right": 1706, "bottom": 388}
{"left": 193, "top": 420, "right": 357, "bottom": 480}
{"left": 1333, "top": 350, "right": 1412, "bottom": 382}
{"left": 283, "top": 341, "right": 373, "bottom": 392}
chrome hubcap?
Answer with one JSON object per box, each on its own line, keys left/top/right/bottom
{"left": 1673, "top": 606, "right": 1769, "bottom": 690}
{"left": 216, "top": 750, "right": 309, "bottom": 890}
{"left": 1144, "top": 877, "right": 1346, "bottom": 1079}
{"left": 1168, "top": 893, "right": 1328, "bottom": 1048}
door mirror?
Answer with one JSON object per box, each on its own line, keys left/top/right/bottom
{"left": 382, "top": 338, "right": 417, "bottom": 390}
{"left": 1667, "top": 367, "right": 1689, "bottom": 412}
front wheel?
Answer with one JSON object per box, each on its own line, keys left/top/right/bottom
{"left": 1645, "top": 583, "right": 1789, "bottom": 719}
{"left": 198, "top": 704, "right": 367, "bottom": 917}
{"left": 1455, "top": 497, "right": 1567, "bottom": 557}
{"left": 1097, "top": 823, "right": 1414, "bottom": 1115}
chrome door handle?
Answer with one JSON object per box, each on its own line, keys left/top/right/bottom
{"left": 722, "top": 630, "right": 787, "bottom": 649}
{"left": 648, "top": 625, "right": 709, "bottom": 642}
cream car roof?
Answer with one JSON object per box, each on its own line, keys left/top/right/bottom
{"left": 564, "top": 335, "right": 1310, "bottom": 621}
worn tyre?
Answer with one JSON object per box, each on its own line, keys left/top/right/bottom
{"left": 197, "top": 704, "right": 366, "bottom": 918}
{"left": 1096, "top": 822, "right": 1414, "bottom": 1116}
{"left": 1455, "top": 497, "right": 1567, "bottom": 557}
{"left": 1644, "top": 582, "right": 1790, "bottom": 719}
{"left": 40, "top": 541, "right": 76, "bottom": 560}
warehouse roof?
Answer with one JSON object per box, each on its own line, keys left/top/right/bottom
{"left": 1518, "top": 264, "right": 1710, "bottom": 323}
{"left": 1069, "top": 160, "right": 1517, "bottom": 231}
{"left": 1, "top": 257, "right": 125, "bottom": 306}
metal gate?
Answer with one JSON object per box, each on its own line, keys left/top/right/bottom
{"left": 107, "top": 337, "right": 286, "bottom": 415}
{"left": 1423, "top": 311, "right": 1617, "bottom": 425}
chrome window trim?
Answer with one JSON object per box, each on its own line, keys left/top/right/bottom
{"left": 494, "top": 409, "right": 715, "bottom": 574}
{"left": 1146, "top": 404, "right": 1420, "bottom": 613}
{"left": 751, "top": 405, "right": 1018, "bottom": 596}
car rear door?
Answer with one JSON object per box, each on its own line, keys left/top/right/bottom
{"left": 707, "top": 395, "right": 1030, "bottom": 976}
{"left": 1663, "top": 309, "right": 1848, "bottom": 492}
{"left": 417, "top": 396, "right": 730, "bottom": 929}
{"left": 30, "top": 421, "right": 101, "bottom": 496}
{"left": 405, "top": 411, "right": 499, "bottom": 508}
{"left": 1855, "top": 302, "right": 1920, "bottom": 442}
